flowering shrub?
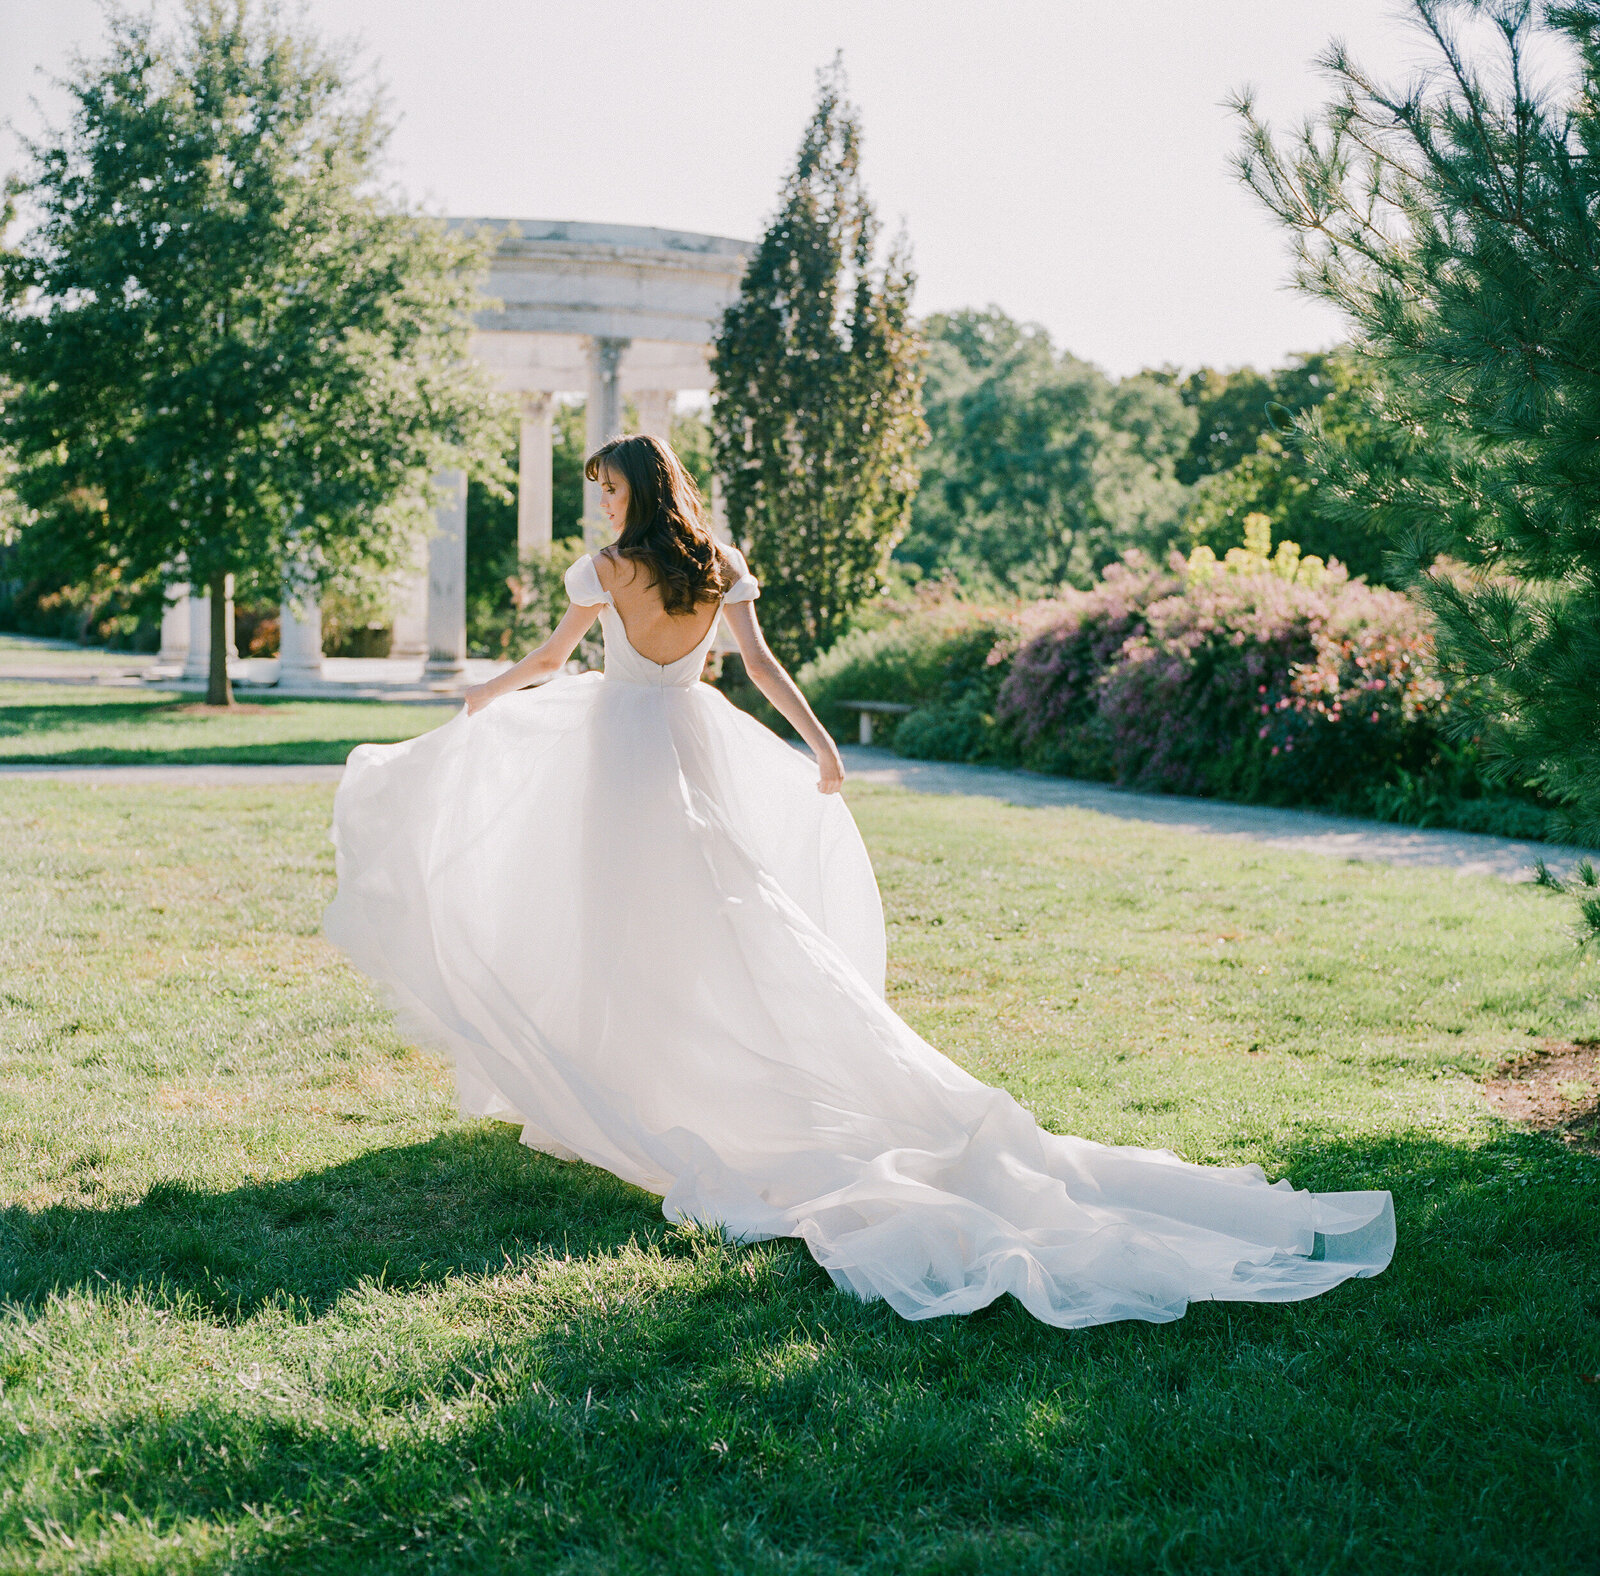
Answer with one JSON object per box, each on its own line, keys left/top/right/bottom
{"left": 999, "top": 544, "right": 1450, "bottom": 802}
{"left": 995, "top": 533, "right": 1553, "bottom": 832}
{"left": 989, "top": 553, "right": 1179, "bottom": 778}
{"left": 800, "top": 527, "right": 1553, "bottom": 834}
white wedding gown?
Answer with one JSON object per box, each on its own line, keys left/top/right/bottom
{"left": 324, "top": 550, "right": 1394, "bottom": 1328}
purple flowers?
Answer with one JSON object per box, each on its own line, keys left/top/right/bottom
{"left": 994, "top": 551, "right": 1446, "bottom": 802}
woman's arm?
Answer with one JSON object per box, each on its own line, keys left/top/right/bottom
{"left": 721, "top": 601, "right": 845, "bottom": 794}
{"left": 461, "top": 600, "right": 600, "bottom": 716}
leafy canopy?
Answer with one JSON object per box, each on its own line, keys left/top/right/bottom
{"left": 1173, "top": 351, "right": 1404, "bottom": 585}
{"left": 0, "top": 0, "right": 504, "bottom": 699}
{"left": 711, "top": 60, "right": 925, "bottom": 668}
{"left": 1237, "top": 0, "right": 1600, "bottom": 843}
{"left": 901, "top": 307, "right": 1195, "bottom": 596}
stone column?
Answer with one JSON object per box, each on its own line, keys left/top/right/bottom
{"left": 158, "top": 583, "right": 189, "bottom": 666}
{"left": 278, "top": 586, "right": 324, "bottom": 687}
{"left": 634, "top": 389, "right": 673, "bottom": 443}
{"left": 389, "top": 558, "right": 429, "bottom": 659}
{"left": 181, "top": 577, "right": 235, "bottom": 682}
{"left": 517, "top": 393, "right": 554, "bottom": 559}
{"left": 424, "top": 469, "right": 468, "bottom": 681}
{"left": 583, "top": 336, "right": 630, "bottom": 543}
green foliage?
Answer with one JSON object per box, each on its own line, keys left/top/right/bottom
{"left": 668, "top": 404, "right": 715, "bottom": 499}
{"left": 0, "top": 561, "right": 165, "bottom": 649}
{"left": 1175, "top": 351, "right": 1401, "bottom": 584}
{"left": 0, "top": 0, "right": 505, "bottom": 703}
{"left": 1167, "top": 363, "right": 1279, "bottom": 484}
{"left": 1527, "top": 855, "right": 1600, "bottom": 948}
{"left": 485, "top": 538, "right": 598, "bottom": 666}
{"left": 802, "top": 532, "right": 1552, "bottom": 839}
{"left": 797, "top": 589, "right": 1020, "bottom": 756}
{"left": 902, "top": 308, "right": 1196, "bottom": 594}
{"left": 711, "top": 60, "right": 926, "bottom": 667}
{"left": 997, "top": 542, "right": 1556, "bottom": 837}
{"left": 320, "top": 577, "right": 397, "bottom": 658}
{"left": 1237, "top": 0, "right": 1600, "bottom": 843}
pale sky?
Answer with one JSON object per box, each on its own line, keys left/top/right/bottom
{"left": 1, "top": 1, "right": 1484, "bottom": 377}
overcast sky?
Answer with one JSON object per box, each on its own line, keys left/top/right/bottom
{"left": 4, "top": 1, "right": 1478, "bottom": 377}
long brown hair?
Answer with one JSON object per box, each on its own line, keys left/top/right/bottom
{"left": 583, "top": 434, "right": 733, "bottom": 614}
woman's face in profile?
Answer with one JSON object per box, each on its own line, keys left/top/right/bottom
{"left": 599, "top": 466, "right": 629, "bottom": 533}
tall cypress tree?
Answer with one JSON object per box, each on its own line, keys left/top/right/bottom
{"left": 1236, "top": 0, "right": 1600, "bottom": 854}
{"left": 711, "top": 61, "right": 925, "bottom": 668}
{"left": 0, "top": 0, "right": 503, "bottom": 704}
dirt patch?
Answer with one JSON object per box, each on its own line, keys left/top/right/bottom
{"left": 154, "top": 1083, "right": 256, "bottom": 1115}
{"left": 172, "top": 702, "right": 274, "bottom": 716}
{"left": 1482, "top": 1041, "right": 1600, "bottom": 1152}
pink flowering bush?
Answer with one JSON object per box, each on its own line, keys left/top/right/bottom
{"left": 798, "top": 542, "right": 1552, "bottom": 834}
{"left": 993, "top": 554, "right": 1181, "bottom": 780}
{"left": 995, "top": 549, "right": 1543, "bottom": 823}
{"left": 1039, "top": 565, "right": 1442, "bottom": 801}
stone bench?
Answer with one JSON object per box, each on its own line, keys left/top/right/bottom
{"left": 838, "top": 699, "right": 913, "bottom": 746}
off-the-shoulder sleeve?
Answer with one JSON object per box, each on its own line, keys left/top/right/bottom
{"left": 720, "top": 544, "right": 760, "bottom": 605}
{"left": 563, "top": 553, "right": 613, "bottom": 607}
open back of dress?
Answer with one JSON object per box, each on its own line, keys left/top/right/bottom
{"left": 324, "top": 549, "right": 1393, "bottom": 1328}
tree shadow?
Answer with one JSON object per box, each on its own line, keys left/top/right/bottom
{"left": 0, "top": 693, "right": 447, "bottom": 768}
{"left": 0, "top": 1124, "right": 668, "bottom": 1319}
{"left": 5, "top": 1124, "right": 1598, "bottom": 1573}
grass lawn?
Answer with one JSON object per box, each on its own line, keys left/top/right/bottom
{"left": 1, "top": 779, "right": 1597, "bottom": 1574}
{"left": 0, "top": 637, "right": 141, "bottom": 669}
{"left": 0, "top": 684, "right": 452, "bottom": 765}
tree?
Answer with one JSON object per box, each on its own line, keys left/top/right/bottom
{"left": 0, "top": 0, "right": 502, "bottom": 704}
{"left": 711, "top": 60, "right": 925, "bottom": 667}
{"left": 1178, "top": 351, "right": 1403, "bottom": 583}
{"left": 1168, "top": 363, "right": 1279, "bottom": 485}
{"left": 900, "top": 308, "right": 1195, "bottom": 594}
{"left": 1236, "top": 0, "right": 1600, "bottom": 849}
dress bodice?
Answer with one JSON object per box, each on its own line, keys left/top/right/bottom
{"left": 563, "top": 547, "right": 760, "bottom": 690}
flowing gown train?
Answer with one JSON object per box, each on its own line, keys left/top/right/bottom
{"left": 323, "top": 550, "right": 1394, "bottom": 1329}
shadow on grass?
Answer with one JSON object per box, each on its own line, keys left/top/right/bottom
{"left": 2, "top": 741, "right": 413, "bottom": 765}
{"left": 0, "top": 695, "right": 450, "bottom": 767}
{"left": 4, "top": 1125, "right": 1599, "bottom": 1574}
{"left": 0, "top": 696, "right": 279, "bottom": 732}
{"left": 0, "top": 1124, "right": 669, "bottom": 1319}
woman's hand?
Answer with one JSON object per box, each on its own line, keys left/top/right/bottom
{"left": 462, "top": 682, "right": 497, "bottom": 717}
{"left": 815, "top": 742, "right": 845, "bottom": 795}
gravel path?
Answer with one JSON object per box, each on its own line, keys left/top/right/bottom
{"left": 1, "top": 749, "right": 1592, "bottom": 883}
{"left": 839, "top": 746, "right": 1595, "bottom": 882}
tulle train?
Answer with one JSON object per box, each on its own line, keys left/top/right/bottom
{"left": 325, "top": 672, "right": 1393, "bottom": 1328}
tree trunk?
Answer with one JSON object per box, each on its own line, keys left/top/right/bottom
{"left": 207, "top": 570, "right": 233, "bottom": 707}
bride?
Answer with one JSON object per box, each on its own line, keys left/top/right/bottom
{"left": 324, "top": 434, "right": 1393, "bottom": 1329}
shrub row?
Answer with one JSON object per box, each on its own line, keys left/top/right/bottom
{"left": 797, "top": 546, "right": 1553, "bottom": 840}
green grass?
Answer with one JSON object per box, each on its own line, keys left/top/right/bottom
{"left": 0, "top": 636, "right": 139, "bottom": 667}
{"left": 0, "top": 684, "right": 451, "bottom": 765}
{"left": 1, "top": 779, "right": 1597, "bottom": 1574}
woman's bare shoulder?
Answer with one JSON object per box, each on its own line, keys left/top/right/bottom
{"left": 594, "top": 547, "right": 636, "bottom": 591}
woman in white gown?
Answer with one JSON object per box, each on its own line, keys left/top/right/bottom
{"left": 325, "top": 434, "right": 1393, "bottom": 1329}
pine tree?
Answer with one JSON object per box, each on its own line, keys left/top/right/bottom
{"left": 0, "top": 0, "right": 503, "bottom": 704}
{"left": 1236, "top": 0, "right": 1600, "bottom": 859}
{"left": 711, "top": 61, "right": 925, "bottom": 668}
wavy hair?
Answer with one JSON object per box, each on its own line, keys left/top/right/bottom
{"left": 583, "top": 435, "right": 733, "bottom": 614}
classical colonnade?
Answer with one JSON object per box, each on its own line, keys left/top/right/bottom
{"left": 157, "top": 220, "right": 753, "bottom": 685}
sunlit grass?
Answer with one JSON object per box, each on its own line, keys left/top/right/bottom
{"left": 1, "top": 780, "right": 1596, "bottom": 1573}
